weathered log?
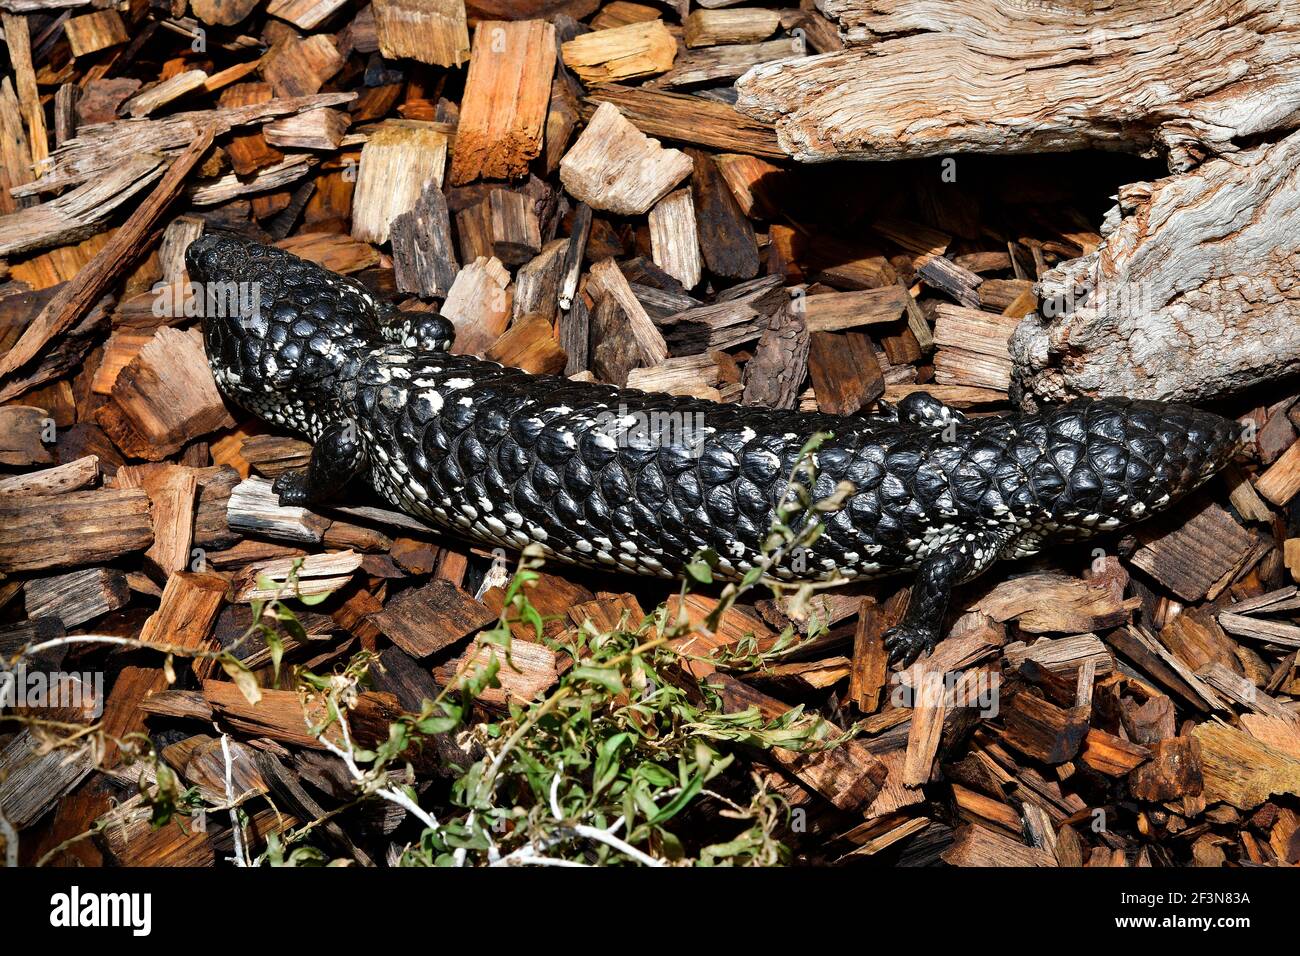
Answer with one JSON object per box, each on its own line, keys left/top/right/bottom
{"left": 736, "top": 0, "right": 1300, "bottom": 170}
{"left": 1010, "top": 130, "right": 1300, "bottom": 405}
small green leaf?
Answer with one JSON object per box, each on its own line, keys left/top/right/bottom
{"left": 571, "top": 665, "right": 624, "bottom": 695}
{"left": 685, "top": 561, "right": 713, "bottom": 584}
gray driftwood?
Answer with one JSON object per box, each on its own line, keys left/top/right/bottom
{"left": 735, "top": 0, "right": 1300, "bottom": 171}
{"left": 1010, "top": 129, "right": 1300, "bottom": 406}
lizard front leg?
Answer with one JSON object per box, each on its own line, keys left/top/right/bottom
{"left": 884, "top": 529, "right": 1008, "bottom": 666}
{"left": 273, "top": 418, "right": 365, "bottom": 507}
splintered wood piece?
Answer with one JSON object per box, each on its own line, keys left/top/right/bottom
{"left": 1130, "top": 499, "right": 1256, "bottom": 602}
{"left": 932, "top": 304, "right": 1019, "bottom": 392}
{"left": 125, "top": 71, "right": 210, "bottom": 118}
{"left": 942, "top": 825, "right": 1056, "bottom": 867}
{"left": 0, "top": 487, "right": 153, "bottom": 572}
{"left": 203, "top": 680, "right": 404, "bottom": 750}
{"left": 625, "top": 352, "right": 730, "bottom": 399}
{"left": 1079, "top": 728, "right": 1150, "bottom": 776}
{"left": 663, "top": 275, "right": 786, "bottom": 353}
{"left": 1196, "top": 661, "right": 1295, "bottom": 723}
{"left": 263, "top": 107, "right": 350, "bottom": 149}
{"left": 1002, "top": 691, "right": 1089, "bottom": 765}
{"left": 117, "top": 464, "right": 199, "bottom": 577}
{"left": 654, "top": 38, "right": 802, "bottom": 89}
{"left": 1193, "top": 720, "right": 1300, "bottom": 809}
{"left": 1, "top": 12, "right": 46, "bottom": 168}
{"left": 584, "top": 84, "right": 784, "bottom": 159}
{"left": 662, "top": 593, "right": 777, "bottom": 677}
{"left": 559, "top": 102, "right": 692, "bottom": 216}
{"left": 106, "top": 327, "right": 236, "bottom": 460}
{"left": 21, "top": 92, "right": 352, "bottom": 197}
{"left": 0, "top": 455, "right": 99, "bottom": 497}
{"left": 1158, "top": 607, "right": 1239, "bottom": 675}
{"left": 688, "top": 148, "right": 759, "bottom": 281}
{"left": 742, "top": 302, "right": 809, "bottom": 410}
{"left": 449, "top": 19, "right": 557, "bottom": 185}
{"left": 1217, "top": 612, "right": 1300, "bottom": 649}
{"left": 513, "top": 238, "right": 568, "bottom": 325}
{"left": 373, "top": 0, "right": 470, "bottom": 67}
{"left": 0, "top": 731, "right": 95, "bottom": 829}
{"left": 1240, "top": 714, "right": 1300, "bottom": 761}
{"left": 439, "top": 638, "right": 560, "bottom": 707}
{"left": 261, "top": 34, "right": 344, "bottom": 98}
{"left": 266, "top": 0, "right": 350, "bottom": 29}
{"left": 1018, "top": 132, "right": 1300, "bottom": 405}
{"left": 648, "top": 189, "right": 702, "bottom": 290}
{"left": 370, "top": 578, "right": 496, "bottom": 657}
{"left": 735, "top": 0, "right": 1300, "bottom": 168}
{"left": 0, "top": 77, "right": 34, "bottom": 215}
{"left": 240, "top": 435, "right": 313, "bottom": 477}
{"left": 351, "top": 121, "right": 448, "bottom": 244}
{"left": 486, "top": 316, "right": 567, "bottom": 375}
{"left": 441, "top": 256, "right": 512, "bottom": 356}
{"left": 560, "top": 20, "right": 677, "bottom": 84}
{"left": 544, "top": 73, "right": 582, "bottom": 175}
{"left": 226, "top": 477, "right": 331, "bottom": 544}
{"left": 591, "top": 0, "right": 660, "bottom": 29}
{"left": 486, "top": 188, "right": 542, "bottom": 265}
{"left": 230, "top": 550, "right": 363, "bottom": 602}
{"left": 218, "top": 83, "right": 284, "bottom": 177}
{"left": 391, "top": 180, "right": 459, "bottom": 298}
{"left": 713, "top": 152, "right": 782, "bottom": 218}
{"left": 0, "top": 128, "right": 212, "bottom": 381}
{"left": 1003, "top": 634, "right": 1114, "bottom": 677}
{"left": 586, "top": 257, "right": 668, "bottom": 366}
{"left": 138, "top": 570, "right": 227, "bottom": 678}
{"left": 0, "top": 157, "right": 166, "bottom": 260}
{"left": 558, "top": 201, "right": 592, "bottom": 312}
{"left": 64, "top": 9, "right": 129, "bottom": 56}
{"left": 807, "top": 329, "right": 883, "bottom": 415}
{"left": 159, "top": 215, "right": 204, "bottom": 285}
{"left": 684, "top": 8, "right": 779, "bottom": 47}
{"left": 1255, "top": 439, "right": 1300, "bottom": 506}
{"left": 711, "top": 672, "right": 886, "bottom": 810}
{"left": 902, "top": 664, "right": 948, "bottom": 786}
{"left": 973, "top": 572, "right": 1136, "bottom": 634}
{"left": 800, "top": 285, "right": 910, "bottom": 333}
{"left": 24, "top": 567, "right": 129, "bottom": 628}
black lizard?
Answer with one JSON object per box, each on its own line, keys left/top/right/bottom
{"left": 186, "top": 235, "right": 1244, "bottom": 666}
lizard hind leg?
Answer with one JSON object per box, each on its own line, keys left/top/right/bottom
{"left": 883, "top": 528, "right": 1009, "bottom": 666}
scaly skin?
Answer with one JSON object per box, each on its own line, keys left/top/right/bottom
{"left": 186, "top": 235, "right": 1244, "bottom": 665}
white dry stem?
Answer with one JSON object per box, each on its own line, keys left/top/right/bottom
{"left": 313, "top": 705, "right": 441, "bottom": 835}
{"left": 219, "top": 731, "right": 248, "bottom": 867}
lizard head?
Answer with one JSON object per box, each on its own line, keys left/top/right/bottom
{"left": 185, "top": 234, "right": 378, "bottom": 406}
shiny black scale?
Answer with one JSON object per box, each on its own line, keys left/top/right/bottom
{"left": 187, "top": 236, "right": 1243, "bottom": 665}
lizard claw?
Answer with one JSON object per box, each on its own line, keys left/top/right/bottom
{"left": 272, "top": 469, "right": 311, "bottom": 507}
{"left": 883, "top": 623, "right": 937, "bottom": 667}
